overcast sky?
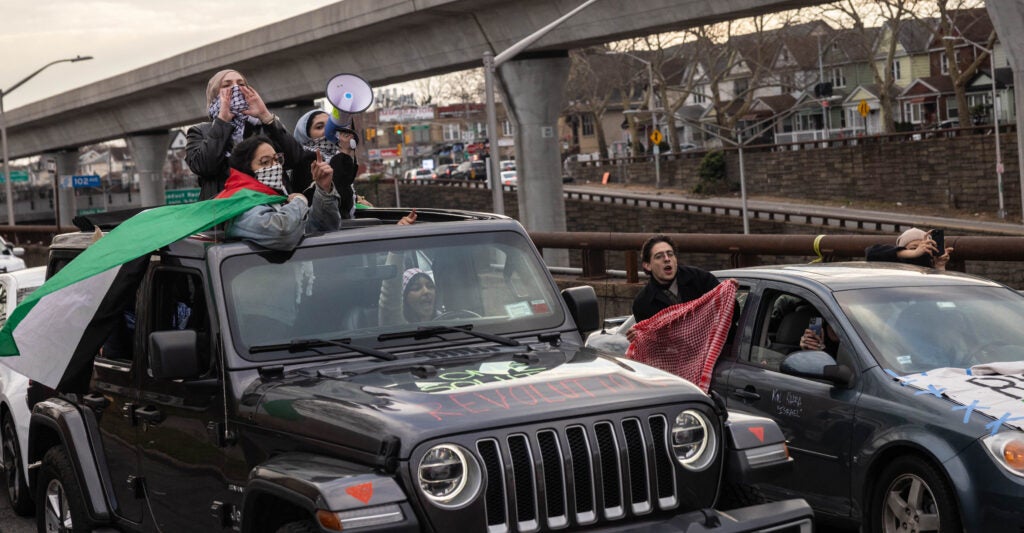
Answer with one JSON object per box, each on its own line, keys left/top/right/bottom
{"left": 1, "top": 1, "right": 338, "bottom": 110}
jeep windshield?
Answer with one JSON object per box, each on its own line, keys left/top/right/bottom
{"left": 221, "top": 231, "right": 565, "bottom": 362}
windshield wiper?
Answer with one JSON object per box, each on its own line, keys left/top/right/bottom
{"left": 377, "top": 324, "right": 520, "bottom": 347}
{"left": 250, "top": 337, "right": 397, "bottom": 361}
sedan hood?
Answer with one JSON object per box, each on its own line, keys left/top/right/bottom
{"left": 893, "top": 366, "right": 1024, "bottom": 433}
{"left": 248, "top": 345, "right": 703, "bottom": 458}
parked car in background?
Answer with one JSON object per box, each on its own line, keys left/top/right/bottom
{"left": 587, "top": 262, "right": 1024, "bottom": 531}
{"left": 0, "top": 237, "right": 26, "bottom": 273}
{"left": 0, "top": 266, "right": 47, "bottom": 515}
{"left": 500, "top": 160, "right": 516, "bottom": 171}
{"left": 434, "top": 163, "right": 458, "bottom": 179}
{"left": 452, "top": 160, "right": 486, "bottom": 180}
{"left": 403, "top": 168, "right": 435, "bottom": 180}
{"left": 500, "top": 170, "right": 517, "bottom": 186}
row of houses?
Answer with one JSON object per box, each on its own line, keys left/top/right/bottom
{"left": 568, "top": 7, "right": 1015, "bottom": 157}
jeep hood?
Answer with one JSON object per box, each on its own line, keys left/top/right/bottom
{"left": 247, "top": 346, "right": 703, "bottom": 458}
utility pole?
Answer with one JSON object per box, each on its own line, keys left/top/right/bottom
{"left": 484, "top": 0, "right": 602, "bottom": 215}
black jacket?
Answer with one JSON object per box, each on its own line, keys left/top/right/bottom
{"left": 632, "top": 266, "right": 720, "bottom": 322}
{"left": 185, "top": 117, "right": 304, "bottom": 200}
{"left": 292, "top": 151, "right": 358, "bottom": 218}
{"left": 864, "top": 244, "right": 934, "bottom": 268}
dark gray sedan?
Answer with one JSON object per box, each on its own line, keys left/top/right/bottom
{"left": 589, "top": 262, "right": 1024, "bottom": 532}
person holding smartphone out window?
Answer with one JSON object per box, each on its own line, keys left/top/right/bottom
{"left": 865, "top": 227, "right": 954, "bottom": 270}
{"left": 799, "top": 316, "right": 840, "bottom": 356}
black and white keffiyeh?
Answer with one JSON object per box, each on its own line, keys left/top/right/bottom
{"left": 208, "top": 85, "right": 261, "bottom": 146}
{"left": 254, "top": 164, "right": 286, "bottom": 194}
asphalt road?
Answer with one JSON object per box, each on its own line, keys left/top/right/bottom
{"left": 0, "top": 490, "right": 33, "bottom": 533}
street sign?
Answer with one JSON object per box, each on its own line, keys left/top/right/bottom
{"left": 650, "top": 129, "right": 663, "bottom": 145}
{"left": 169, "top": 130, "right": 187, "bottom": 150}
{"left": 0, "top": 170, "right": 29, "bottom": 183}
{"left": 164, "top": 188, "right": 201, "bottom": 205}
{"left": 857, "top": 100, "right": 870, "bottom": 118}
{"left": 77, "top": 207, "right": 105, "bottom": 216}
{"left": 71, "top": 174, "right": 101, "bottom": 188}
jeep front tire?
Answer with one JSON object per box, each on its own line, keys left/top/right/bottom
{"left": 36, "top": 446, "right": 92, "bottom": 533}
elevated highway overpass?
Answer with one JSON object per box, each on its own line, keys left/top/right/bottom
{"left": 4, "top": 0, "right": 1024, "bottom": 240}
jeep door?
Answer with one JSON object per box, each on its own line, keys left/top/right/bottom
{"left": 90, "top": 300, "right": 146, "bottom": 524}
{"left": 132, "top": 266, "right": 246, "bottom": 531}
{"left": 711, "top": 280, "right": 860, "bottom": 519}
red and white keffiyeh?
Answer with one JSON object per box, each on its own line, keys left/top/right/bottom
{"left": 625, "top": 279, "right": 737, "bottom": 392}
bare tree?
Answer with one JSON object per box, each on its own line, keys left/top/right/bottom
{"left": 918, "top": 0, "right": 994, "bottom": 126}
{"left": 608, "top": 33, "right": 690, "bottom": 151}
{"left": 564, "top": 48, "right": 615, "bottom": 158}
{"left": 696, "top": 14, "right": 794, "bottom": 140}
{"left": 820, "top": 0, "right": 922, "bottom": 133}
{"left": 407, "top": 76, "right": 445, "bottom": 106}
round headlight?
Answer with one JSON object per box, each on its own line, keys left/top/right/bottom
{"left": 672, "top": 409, "right": 717, "bottom": 471}
{"left": 418, "top": 444, "right": 482, "bottom": 508}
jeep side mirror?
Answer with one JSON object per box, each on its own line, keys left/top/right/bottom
{"left": 148, "top": 330, "right": 202, "bottom": 380}
{"left": 10, "top": 247, "right": 24, "bottom": 257}
{"left": 781, "top": 350, "right": 854, "bottom": 388}
{"left": 561, "top": 285, "right": 600, "bottom": 335}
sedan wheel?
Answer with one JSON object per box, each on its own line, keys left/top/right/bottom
{"left": 2, "top": 412, "right": 33, "bottom": 515}
{"left": 871, "top": 456, "right": 960, "bottom": 533}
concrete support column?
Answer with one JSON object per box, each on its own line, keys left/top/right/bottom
{"left": 500, "top": 51, "right": 570, "bottom": 266}
{"left": 987, "top": 0, "right": 1024, "bottom": 222}
{"left": 126, "top": 133, "right": 171, "bottom": 207}
{"left": 46, "top": 151, "right": 77, "bottom": 228}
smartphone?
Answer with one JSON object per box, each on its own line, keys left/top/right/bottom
{"left": 808, "top": 317, "right": 823, "bottom": 336}
{"left": 931, "top": 229, "right": 945, "bottom": 256}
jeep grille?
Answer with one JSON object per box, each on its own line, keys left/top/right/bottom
{"left": 476, "top": 415, "right": 677, "bottom": 532}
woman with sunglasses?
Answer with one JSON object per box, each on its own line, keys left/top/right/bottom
{"left": 216, "top": 135, "right": 340, "bottom": 251}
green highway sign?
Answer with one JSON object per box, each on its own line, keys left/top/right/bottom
{"left": 0, "top": 170, "right": 30, "bottom": 183}
{"left": 165, "top": 188, "right": 201, "bottom": 205}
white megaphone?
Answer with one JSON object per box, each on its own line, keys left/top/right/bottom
{"left": 325, "top": 73, "right": 374, "bottom": 129}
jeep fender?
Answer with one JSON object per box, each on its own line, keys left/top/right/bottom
{"left": 28, "top": 398, "right": 112, "bottom": 521}
{"left": 241, "top": 452, "right": 410, "bottom": 531}
{"left": 722, "top": 411, "right": 794, "bottom": 484}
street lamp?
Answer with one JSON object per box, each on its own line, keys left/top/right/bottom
{"left": 484, "top": 0, "right": 600, "bottom": 215}
{"left": 1, "top": 55, "right": 93, "bottom": 226}
{"left": 943, "top": 34, "right": 1004, "bottom": 219}
{"left": 607, "top": 51, "right": 663, "bottom": 188}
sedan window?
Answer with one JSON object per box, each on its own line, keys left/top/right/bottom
{"left": 748, "top": 290, "right": 838, "bottom": 372}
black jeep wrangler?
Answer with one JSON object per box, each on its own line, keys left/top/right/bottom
{"left": 27, "top": 208, "right": 812, "bottom": 532}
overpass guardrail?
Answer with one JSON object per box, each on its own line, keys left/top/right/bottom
{"left": 528, "top": 232, "right": 1024, "bottom": 282}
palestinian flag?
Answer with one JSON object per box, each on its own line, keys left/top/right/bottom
{"left": 0, "top": 188, "right": 283, "bottom": 390}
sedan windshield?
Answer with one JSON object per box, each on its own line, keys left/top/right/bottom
{"left": 835, "top": 285, "right": 1024, "bottom": 374}
{"left": 220, "top": 231, "right": 564, "bottom": 361}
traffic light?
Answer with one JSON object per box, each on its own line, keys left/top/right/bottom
{"left": 395, "top": 124, "right": 403, "bottom": 135}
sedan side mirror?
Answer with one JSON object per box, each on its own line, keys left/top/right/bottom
{"left": 781, "top": 350, "right": 854, "bottom": 388}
